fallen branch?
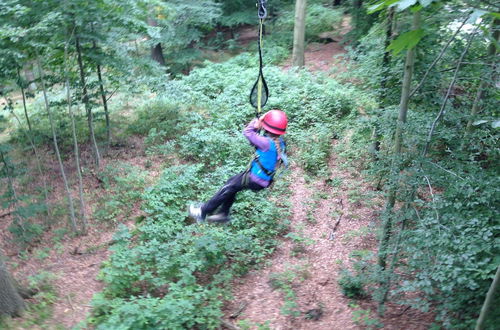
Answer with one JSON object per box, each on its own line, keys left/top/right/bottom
{"left": 230, "top": 301, "right": 248, "bottom": 319}
{"left": 329, "top": 198, "right": 344, "bottom": 241}
{"left": 328, "top": 213, "right": 343, "bottom": 241}
{"left": 0, "top": 212, "right": 13, "bottom": 218}
{"left": 397, "top": 305, "right": 411, "bottom": 316}
{"left": 219, "top": 318, "right": 240, "bottom": 330}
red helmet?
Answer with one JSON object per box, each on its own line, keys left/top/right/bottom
{"left": 262, "top": 110, "right": 287, "bottom": 135}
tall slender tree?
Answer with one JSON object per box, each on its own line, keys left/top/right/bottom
{"left": 75, "top": 32, "right": 101, "bottom": 168}
{"left": 36, "top": 56, "right": 78, "bottom": 234}
{"left": 64, "top": 32, "right": 88, "bottom": 234}
{"left": 377, "top": 10, "right": 421, "bottom": 315}
{"left": 292, "top": 0, "right": 307, "bottom": 67}
{"left": 465, "top": 18, "right": 499, "bottom": 135}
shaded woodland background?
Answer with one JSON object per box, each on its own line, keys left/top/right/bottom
{"left": 0, "top": 0, "right": 498, "bottom": 329}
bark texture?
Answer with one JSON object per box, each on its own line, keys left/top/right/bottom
{"left": 0, "top": 256, "right": 25, "bottom": 317}
{"left": 292, "top": 0, "right": 307, "bottom": 67}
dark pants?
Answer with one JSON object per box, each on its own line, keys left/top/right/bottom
{"left": 201, "top": 172, "right": 265, "bottom": 218}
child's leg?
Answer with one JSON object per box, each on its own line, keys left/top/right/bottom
{"left": 201, "top": 173, "right": 246, "bottom": 217}
{"left": 218, "top": 175, "right": 265, "bottom": 215}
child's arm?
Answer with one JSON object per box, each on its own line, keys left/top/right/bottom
{"left": 243, "top": 118, "right": 270, "bottom": 151}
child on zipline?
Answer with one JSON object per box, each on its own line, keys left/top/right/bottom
{"left": 189, "top": 109, "right": 288, "bottom": 223}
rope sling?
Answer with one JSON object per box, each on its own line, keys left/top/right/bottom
{"left": 249, "top": 0, "right": 269, "bottom": 117}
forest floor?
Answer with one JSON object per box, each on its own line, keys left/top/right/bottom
{"left": 222, "top": 18, "right": 432, "bottom": 328}
{"left": 0, "top": 16, "right": 433, "bottom": 330}
{"left": 0, "top": 137, "right": 164, "bottom": 329}
{"left": 223, "top": 145, "right": 432, "bottom": 329}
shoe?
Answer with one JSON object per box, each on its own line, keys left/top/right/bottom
{"left": 206, "top": 213, "right": 231, "bottom": 224}
{"left": 189, "top": 204, "right": 205, "bottom": 224}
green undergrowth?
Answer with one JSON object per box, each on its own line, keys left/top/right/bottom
{"left": 87, "top": 166, "right": 291, "bottom": 329}
{"left": 85, "top": 51, "right": 364, "bottom": 328}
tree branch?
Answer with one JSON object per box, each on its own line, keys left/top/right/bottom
{"left": 410, "top": 13, "right": 470, "bottom": 98}
{"left": 422, "top": 26, "right": 478, "bottom": 157}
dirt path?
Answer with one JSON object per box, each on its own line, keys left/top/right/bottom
{"left": 222, "top": 16, "right": 433, "bottom": 330}
{"left": 224, "top": 145, "right": 383, "bottom": 329}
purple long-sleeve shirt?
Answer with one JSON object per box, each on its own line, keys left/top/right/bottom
{"left": 243, "top": 119, "right": 280, "bottom": 187}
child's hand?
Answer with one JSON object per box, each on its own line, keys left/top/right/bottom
{"left": 255, "top": 116, "right": 264, "bottom": 129}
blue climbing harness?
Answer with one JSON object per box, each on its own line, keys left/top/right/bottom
{"left": 250, "top": 137, "right": 287, "bottom": 181}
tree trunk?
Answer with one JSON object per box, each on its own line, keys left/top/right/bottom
{"left": 15, "top": 68, "right": 51, "bottom": 220}
{"left": 75, "top": 33, "right": 101, "bottom": 168}
{"left": 292, "top": 0, "right": 307, "bottom": 67}
{"left": 465, "top": 19, "right": 499, "bottom": 135}
{"left": 36, "top": 56, "right": 79, "bottom": 234}
{"left": 92, "top": 41, "right": 111, "bottom": 148}
{"left": 96, "top": 66, "right": 110, "bottom": 147}
{"left": 379, "top": 7, "right": 394, "bottom": 106}
{"left": 64, "top": 43, "right": 88, "bottom": 235}
{"left": 147, "top": 18, "right": 166, "bottom": 66}
{"left": 476, "top": 265, "right": 500, "bottom": 330}
{"left": 0, "top": 149, "right": 27, "bottom": 242}
{"left": 0, "top": 253, "right": 25, "bottom": 317}
{"left": 371, "top": 7, "right": 394, "bottom": 161}
{"left": 377, "top": 11, "right": 421, "bottom": 314}
{"left": 17, "top": 68, "right": 33, "bottom": 133}
{"left": 8, "top": 109, "right": 51, "bottom": 222}
{"left": 151, "top": 43, "right": 166, "bottom": 66}
{"left": 24, "top": 68, "right": 36, "bottom": 92}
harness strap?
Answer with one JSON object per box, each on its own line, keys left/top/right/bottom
{"left": 254, "top": 155, "right": 276, "bottom": 177}
{"left": 257, "top": 19, "right": 263, "bottom": 117}
{"left": 242, "top": 170, "right": 251, "bottom": 187}
{"left": 249, "top": 1, "right": 269, "bottom": 115}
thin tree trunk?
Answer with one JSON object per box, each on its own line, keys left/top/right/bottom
{"left": 75, "top": 33, "right": 101, "bottom": 168}
{"left": 380, "top": 7, "right": 394, "bottom": 106}
{"left": 14, "top": 68, "right": 51, "bottom": 219}
{"left": 292, "top": 0, "right": 307, "bottom": 67}
{"left": 465, "top": 19, "right": 499, "bottom": 135}
{"left": 422, "top": 27, "right": 477, "bottom": 157}
{"left": 17, "top": 68, "right": 33, "bottom": 133}
{"left": 96, "top": 65, "right": 110, "bottom": 147}
{"left": 0, "top": 253, "right": 25, "bottom": 317}
{"left": 475, "top": 265, "right": 500, "bottom": 330}
{"left": 371, "top": 7, "right": 394, "bottom": 161}
{"left": 8, "top": 108, "right": 51, "bottom": 221}
{"left": 64, "top": 43, "right": 88, "bottom": 235}
{"left": 35, "top": 56, "right": 78, "bottom": 234}
{"left": 24, "top": 68, "right": 36, "bottom": 92}
{"left": 378, "top": 216, "right": 407, "bottom": 315}
{"left": 378, "top": 10, "right": 421, "bottom": 277}
{"left": 91, "top": 24, "right": 111, "bottom": 148}
{"left": 0, "top": 150, "right": 27, "bottom": 241}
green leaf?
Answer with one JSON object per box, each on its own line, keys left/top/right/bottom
{"left": 387, "top": 29, "right": 425, "bottom": 55}
{"left": 472, "top": 120, "right": 488, "bottom": 126}
{"left": 395, "top": 0, "right": 417, "bottom": 11}
{"left": 367, "top": 0, "right": 399, "bottom": 13}
{"left": 419, "top": 0, "right": 434, "bottom": 7}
